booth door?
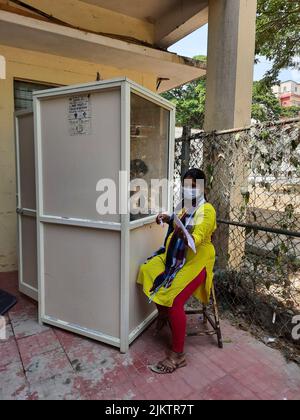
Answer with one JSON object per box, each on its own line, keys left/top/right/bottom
{"left": 15, "top": 112, "right": 38, "bottom": 301}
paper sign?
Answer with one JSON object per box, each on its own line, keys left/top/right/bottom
{"left": 174, "top": 214, "right": 196, "bottom": 253}
{"left": 68, "top": 95, "right": 92, "bottom": 136}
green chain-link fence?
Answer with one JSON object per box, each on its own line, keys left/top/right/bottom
{"left": 175, "top": 118, "right": 300, "bottom": 362}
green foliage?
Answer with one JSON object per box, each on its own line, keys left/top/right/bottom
{"left": 192, "top": 55, "right": 207, "bottom": 63}
{"left": 162, "top": 79, "right": 206, "bottom": 128}
{"left": 162, "top": 26, "right": 300, "bottom": 126}
{"left": 281, "top": 106, "right": 300, "bottom": 119}
{"left": 161, "top": 56, "right": 206, "bottom": 129}
{"left": 256, "top": 0, "right": 300, "bottom": 84}
{"left": 164, "top": 77, "right": 298, "bottom": 125}
{"left": 251, "top": 81, "right": 282, "bottom": 121}
{"left": 251, "top": 81, "right": 299, "bottom": 121}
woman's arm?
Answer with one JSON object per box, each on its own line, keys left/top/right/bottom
{"left": 191, "top": 205, "right": 216, "bottom": 247}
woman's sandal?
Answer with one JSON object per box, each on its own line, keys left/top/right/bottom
{"left": 149, "top": 351, "right": 187, "bottom": 374}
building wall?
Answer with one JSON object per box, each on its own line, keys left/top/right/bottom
{"left": 280, "top": 81, "right": 299, "bottom": 95}
{"left": 273, "top": 81, "right": 300, "bottom": 95}
{"left": 280, "top": 93, "right": 300, "bottom": 107}
{"left": 272, "top": 81, "right": 300, "bottom": 107}
{"left": 0, "top": 44, "right": 157, "bottom": 272}
{"left": 290, "top": 96, "right": 300, "bottom": 107}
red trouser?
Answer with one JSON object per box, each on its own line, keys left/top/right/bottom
{"left": 156, "top": 268, "right": 206, "bottom": 353}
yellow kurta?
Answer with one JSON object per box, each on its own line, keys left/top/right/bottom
{"left": 137, "top": 203, "right": 217, "bottom": 307}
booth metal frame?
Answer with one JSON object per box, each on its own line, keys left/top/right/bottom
{"left": 33, "top": 78, "right": 175, "bottom": 352}
{"left": 15, "top": 110, "right": 38, "bottom": 301}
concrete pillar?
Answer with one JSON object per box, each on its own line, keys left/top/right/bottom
{"left": 204, "top": 0, "right": 257, "bottom": 131}
{"left": 204, "top": 0, "right": 257, "bottom": 271}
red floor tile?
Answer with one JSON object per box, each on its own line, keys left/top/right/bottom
{"left": 0, "top": 339, "right": 21, "bottom": 368}
{"left": 0, "top": 361, "right": 30, "bottom": 400}
{"left": 17, "top": 330, "right": 62, "bottom": 365}
{"left": 9, "top": 303, "right": 49, "bottom": 340}
{"left": 1, "top": 272, "right": 300, "bottom": 401}
{"left": 28, "top": 372, "right": 83, "bottom": 400}
{"left": 23, "top": 348, "right": 74, "bottom": 384}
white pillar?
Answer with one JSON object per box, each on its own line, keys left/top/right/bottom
{"left": 204, "top": 0, "right": 257, "bottom": 131}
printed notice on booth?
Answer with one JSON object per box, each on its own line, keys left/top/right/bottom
{"left": 68, "top": 95, "right": 92, "bottom": 136}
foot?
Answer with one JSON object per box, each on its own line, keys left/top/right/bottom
{"left": 149, "top": 351, "right": 186, "bottom": 374}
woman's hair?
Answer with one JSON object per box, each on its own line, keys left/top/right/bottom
{"left": 182, "top": 168, "right": 206, "bottom": 186}
{"left": 182, "top": 168, "right": 208, "bottom": 201}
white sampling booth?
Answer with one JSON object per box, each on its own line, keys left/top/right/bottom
{"left": 33, "top": 78, "right": 175, "bottom": 352}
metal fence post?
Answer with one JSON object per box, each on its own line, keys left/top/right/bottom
{"left": 180, "top": 125, "right": 191, "bottom": 178}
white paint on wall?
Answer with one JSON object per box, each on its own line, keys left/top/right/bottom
{"left": 0, "top": 55, "right": 5, "bottom": 79}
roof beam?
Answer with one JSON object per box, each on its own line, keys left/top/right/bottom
{"left": 155, "top": 0, "right": 208, "bottom": 49}
{"left": 0, "top": 10, "right": 206, "bottom": 92}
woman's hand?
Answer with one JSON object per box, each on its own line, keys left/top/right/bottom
{"left": 156, "top": 214, "right": 170, "bottom": 225}
{"left": 176, "top": 228, "right": 188, "bottom": 245}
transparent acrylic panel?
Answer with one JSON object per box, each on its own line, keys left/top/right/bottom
{"left": 130, "top": 93, "right": 169, "bottom": 221}
{"left": 17, "top": 113, "right": 36, "bottom": 210}
{"left": 21, "top": 215, "right": 38, "bottom": 293}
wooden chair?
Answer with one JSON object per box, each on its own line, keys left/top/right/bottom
{"left": 185, "top": 282, "right": 223, "bottom": 349}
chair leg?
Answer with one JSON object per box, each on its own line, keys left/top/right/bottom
{"left": 211, "top": 284, "right": 223, "bottom": 349}
{"left": 202, "top": 305, "right": 208, "bottom": 325}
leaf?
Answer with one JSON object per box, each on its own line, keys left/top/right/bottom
{"left": 243, "top": 191, "right": 250, "bottom": 206}
{"left": 251, "top": 211, "right": 257, "bottom": 222}
{"left": 245, "top": 226, "right": 252, "bottom": 236}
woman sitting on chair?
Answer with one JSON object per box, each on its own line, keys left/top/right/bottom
{"left": 137, "top": 168, "right": 217, "bottom": 374}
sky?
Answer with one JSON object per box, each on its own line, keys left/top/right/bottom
{"left": 168, "top": 25, "right": 300, "bottom": 83}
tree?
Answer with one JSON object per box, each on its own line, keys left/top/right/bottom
{"left": 256, "top": 0, "right": 300, "bottom": 84}
{"left": 162, "top": 56, "right": 299, "bottom": 127}
{"left": 251, "top": 81, "right": 300, "bottom": 121}
{"left": 162, "top": 79, "right": 206, "bottom": 129}
{"left": 281, "top": 106, "right": 300, "bottom": 119}
{"left": 161, "top": 56, "right": 206, "bottom": 129}
{"left": 251, "top": 81, "right": 282, "bottom": 121}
